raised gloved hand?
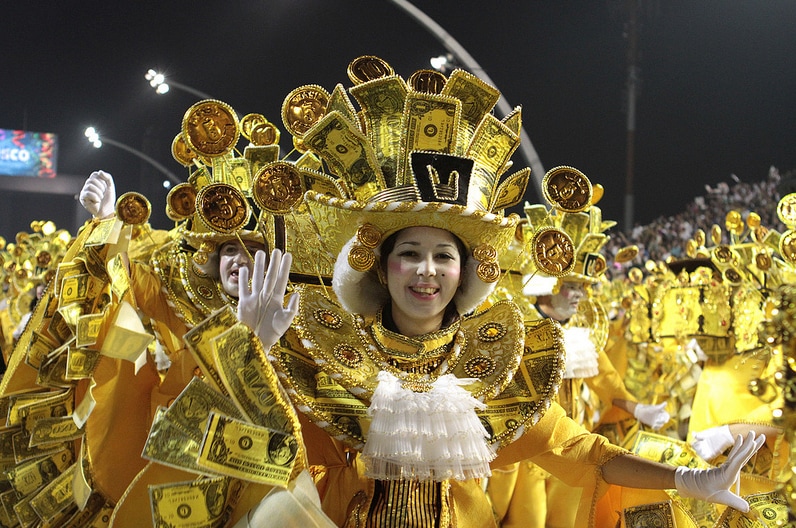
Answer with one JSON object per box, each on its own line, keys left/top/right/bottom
{"left": 675, "top": 431, "right": 766, "bottom": 512}
{"left": 634, "top": 402, "right": 670, "bottom": 431}
{"left": 237, "top": 249, "right": 299, "bottom": 351}
{"left": 79, "top": 170, "right": 116, "bottom": 219}
{"left": 691, "top": 424, "right": 735, "bottom": 461}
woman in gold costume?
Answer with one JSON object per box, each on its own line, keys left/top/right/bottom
{"left": 233, "top": 178, "right": 763, "bottom": 527}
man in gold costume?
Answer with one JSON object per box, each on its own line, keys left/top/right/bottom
{"left": 487, "top": 190, "right": 669, "bottom": 528}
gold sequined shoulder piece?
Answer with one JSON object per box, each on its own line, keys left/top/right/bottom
{"left": 449, "top": 301, "right": 525, "bottom": 400}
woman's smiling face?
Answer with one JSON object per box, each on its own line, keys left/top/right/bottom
{"left": 385, "top": 226, "right": 463, "bottom": 336}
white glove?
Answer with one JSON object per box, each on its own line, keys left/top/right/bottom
{"left": 79, "top": 170, "right": 116, "bottom": 219}
{"left": 233, "top": 469, "right": 336, "bottom": 527}
{"left": 634, "top": 402, "right": 670, "bottom": 430}
{"left": 237, "top": 249, "right": 299, "bottom": 351}
{"left": 691, "top": 424, "right": 735, "bottom": 461}
{"left": 675, "top": 431, "right": 766, "bottom": 512}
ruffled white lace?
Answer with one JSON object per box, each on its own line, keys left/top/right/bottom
{"left": 362, "top": 371, "right": 496, "bottom": 481}
{"left": 561, "top": 326, "right": 599, "bottom": 379}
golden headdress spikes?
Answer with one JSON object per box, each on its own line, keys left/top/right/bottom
{"left": 511, "top": 167, "right": 613, "bottom": 284}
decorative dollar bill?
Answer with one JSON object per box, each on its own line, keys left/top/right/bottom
{"left": 441, "top": 68, "right": 500, "bottom": 153}
{"left": 165, "top": 377, "right": 243, "bottom": 443}
{"left": 715, "top": 490, "right": 788, "bottom": 527}
{"left": 7, "top": 391, "right": 57, "bottom": 428}
{"left": 26, "top": 330, "right": 59, "bottom": 370}
{"left": 212, "top": 324, "right": 297, "bottom": 433}
{"left": 107, "top": 253, "right": 130, "bottom": 300}
{"left": 83, "top": 217, "right": 121, "bottom": 247}
{"left": 349, "top": 75, "right": 408, "bottom": 187}
{"left": 0, "top": 427, "right": 19, "bottom": 465}
{"left": 6, "top": 447, "right": 73, "bottom": 496}
{"left": 12, "top": 493, "right": 39, "bottom": 528}
{"left": 149, "top": 476, "right": 232, "bottom": 528}
{"left": 197, "top": 412, "right": 296, "bottom": 486}
{"left": 16, "top": 389, "right": 74, "bottom": 434}
{"left": 29, "top": 415, "right": 83, "bottom": 447}
{"left": 213, "top": 155, "right": 252, "bottom": 194}
{"left": 37, "top": 349, "right": 72, "bottom": 390}
{"left": 75, "top": 312, "right": 104, "bottom": 348}
{"left": 59, "top": 273, "right": 89, "bottom": 306}
{"left": 46, "top": 311, "right": 74, "bottom": 343}
{"left": 12, "top": 429, "right": 68, "bottom": 465}
{"left": 65, "top": 346, "right": 101, "bottom": 380}
{"left": 467, "top": 114, "right": 520, "bottom": 210}
{"left": 244, "top": 144, "right": 281, "bottom": 181}
{"left": 303, "top": 110, "right": 385, "bottom": 201}
{"left": 60, "top": 493, "right": 108, "bottom": 528}
{"left": 622, "top": 500, "right": 675, "bottom": 528}
{"left": 0, "top": 487, "right": 18, "bottom": 528}
{"left": 630, "top": 431, "right": 707, "bottom": 469}
{"left": 28, "top": 462, "right": 75, "bottom": 522}
{"left": 399, "top": 93, "right": 460, "bottom": 181}
{"left": 631, "top": 431, "right": 718, "bottom": 527}
{"left": 184, "top": 305, "right": 240, "bottom": 396}
{"left": 142, "top": 409, "right": 206, "bottom": 475}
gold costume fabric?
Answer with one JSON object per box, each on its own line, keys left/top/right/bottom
{"left": 104, "top": 284, "right": 627, "bottom": 528}
{"left": 488, "top": 302, "right": 637, "bottom": 528}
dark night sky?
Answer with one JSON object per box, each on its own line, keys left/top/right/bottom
{"left": 1, "top": 1, "right": 795, "bottom": 237}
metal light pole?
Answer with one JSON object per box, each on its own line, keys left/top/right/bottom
{"left": 84, "top": 127, "right": 181, "bottom": 185}
{"left": 388, "top": 0, "right": 546, "bottom": 200}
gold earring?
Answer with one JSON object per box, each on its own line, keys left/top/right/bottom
{"left": 472, "top": 243, "right": 500, "bottom": 283}
{"left": 348, "top": 223, "right": 382, "bottom": 272}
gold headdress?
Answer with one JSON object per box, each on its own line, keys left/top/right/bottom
{"left": 502, "top": 167, "right": 612, "bottom": 298}
{"left": 290, "top": 56, "right": 530, "bottom": 315}
{"left": 629, "top": 203, "right": 796, "bottom": 363}
{"left": 128, "top": 98, "right": 336, "bottom": 282}
{"left": 0, "top": 221, "right": 72, "bottom": 327}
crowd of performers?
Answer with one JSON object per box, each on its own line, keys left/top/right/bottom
{"left": 0, "top": 57, "right": 792, "bottom": 527}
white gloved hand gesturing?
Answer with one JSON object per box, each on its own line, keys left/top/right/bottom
{"left": 675, "top": 431, "right": 766, "bottom": 512}
{"left": 691, "top": 424, "right": 735, "bottom": 461}
{"left": 79, "top": 170, "right": 116, "bottom": 219}
{"left": 237, "top": 249, "right": 299, "bottom": 351}
{"left": 634, "top": 402, "right": 670, "bottom": 431}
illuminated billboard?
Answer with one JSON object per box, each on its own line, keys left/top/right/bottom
{"left": 0, "top": 128, "right": 58, "bottom": 177}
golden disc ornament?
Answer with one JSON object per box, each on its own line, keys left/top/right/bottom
{"left": 182, "top": 100, "right": 240, "bottom": 158}
{"left": 166, "top": 183, "right": 197, "bottom": 221}
{"left": 239, "top": 113, "right": 268, "bottom": 140}
{"left": 779, "top": 229, "right": 796, "bottom": 265}
{"left": 281, "top": 85, "right": 330, "bottom": 138}
{"left": 694, "top": 229, "right": 706, "bottom": 248}
{"left": 777, "top": 193, "right": 796, "bottom": 227}
{"left": 172, "top": 133, "right": 198, "bottom": 166}
{"left": 407, "top": 69, "right": 447, "bottom": 94}
{"left": 347, "top": 55, "right": 394, "bottom": 85}
{"left": 725, "top": 211, "right": 744, "bottom": 236}
{"left": 252, "top": 162, "right": 304, "bottom": 215}
{"left": 195, "top": 183, "right": 250, "bottom": 234}
{"left": 250, "top": 122, "right": 280, "bottom": 146}
{"left": 710, "top": 224, "right": 723, "bottom": 246}
{"left": 531, "top": 227, "right": 576, "bottom": 277}
{"left": 591, "top": 183, "right": 604, "bottom": 205}
{"left": 614, "top": 245, "right": 639, "bottom": 263}
{"left": 542, "top": 166, "right": 592, "bottom": 213}
{"left": 115, "top": 192, "right": 152, "bottom": 225}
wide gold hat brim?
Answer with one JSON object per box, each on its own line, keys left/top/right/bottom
{"left": 304, "top": 191, "right": 519, "bottom": 258}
